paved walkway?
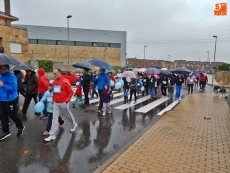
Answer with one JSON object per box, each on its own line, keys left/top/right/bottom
{"left": 99, "top": 93, "right": 230, "bottom": 173}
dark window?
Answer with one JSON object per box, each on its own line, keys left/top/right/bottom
{"left": 57, "top": 40, "right": 62, "bottom": 45}
{"left": 38, "top": 39, "right": 48, "bottom": 44}
{"left": 98, "top": 42, "right": 104, "bottom": 47}
{"left": 62, "top": 41, "right": 75, "bottom": 46}
{"left": 47, "top": 40, "right": 56, "bottom": 45}
{"left": 75, "top": 41, "right": 84, "bottom": 46}
{"left": 84, "top": 42, "right": 92, "bottom": 46}
{"left": 104, "top": 43, "right": 109, "bottom": 47}
{"left": 117, "top": 43, "right": 121, "bottom": 48}
{"left": 110, "top": 43, "right": 118, "bottom": 48}
{"left": 29, "top": 39, "right": 37, "bottom": 44}
{"left": 92, "top": 42, "right": 98, "bottom": 47}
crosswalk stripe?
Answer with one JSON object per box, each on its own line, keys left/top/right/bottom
{"left": 157, "top": 100, "right": 179, "bottom": 116}
{"left": 135, "top": 97, "right": 169, "bottom": 113}
{"left": 114, "top": 96, "right": 149, "bottom": 110}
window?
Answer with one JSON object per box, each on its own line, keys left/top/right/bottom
{"left": 62, "top": 41, "right": 75, "bottom": 46}
{"left": 29, "top": 39, "right": 37, "bottom": 44}
{"left": 84, "top": 42, "right": 92, "bottom": 46}
{"left": 117, "top": 43, "right": 121, "bottom": 48}
{"left": 75, "top": 41, "right": 84, "bottom": 46}
{"left": 47, "top": 40, "right": 56, "bottom": 45}
{"left": 38, "top": 39, "right": 48, "bottom": 44}
{"left": 98, "top": 42, "right": 109, "bottom": 47}
{"left": 93, "top": 42, "right": 98, "bottom": 47}
{"left": 110, "top": 43, "right": 121, "bottom": 48}
{"left": 10, "top": 42, "right": 22, "bottom": 54}
{"left": 104, "top": 43, "right": 109, "bottom": 47}
{"left": 57, "top": 40, "right": 62, "bottom": 45}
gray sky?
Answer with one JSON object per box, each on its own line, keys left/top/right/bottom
{"left": 1, "top": 0, "right": 230, "bottom": 62}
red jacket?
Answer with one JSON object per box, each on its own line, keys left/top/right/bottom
{"left": 74, "top": 85, "right": 82, "bottom": 97}
{"left": 199, "top": 74, "right": 205, "bottom": 82}
{"left": 52, "top": 76, "right": 73, "bottom": 103}
{"left": 38, "top": 68, "right": 49, "bottom": 94}
{"left": 109, "top": 75, "right": 116, "bottom": 83}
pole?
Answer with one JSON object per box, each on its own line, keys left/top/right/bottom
{"left": 212, "top": 36, "right": 217, "bottom": 87}
{"left": 144, "top": 47, "right": 145, "bottom": 67}
{"left": 67, "top": 18, "right": 70, "bottom": 70}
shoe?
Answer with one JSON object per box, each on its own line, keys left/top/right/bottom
{"left": 40, "top": 116, "right": 48, "bottom": 120}
{"left": 59, "top": 122, "right": 65, "bottom": 128}
{"left": 179, "top": 98, "right": 181, "bottom": 101}
{"left": 43, "top": 131, "right": 49, "bottom": 136}
{"left": 44, "top": 135, "right": 56, "bottom": 142}
{"left": 188, "top": 92, "right": 190, "bottom": 95}
{"left": 70, "top": 123, "right": 78, "bottom": 132}
{"left": 97, "top": 110, "right": 101, "bottom": 114}
{"left": 17, "top": 126, "right": 25, "bottom": 138}
{"left": 108, "top": 110, "right": 111, "bottom": 114}
{"left": 0, "top": 132, "right": 11, "bottom": 141}
{"left": 102, "top": 112, "right": 106, "bottom": 116}
{"left": 133, "top": 101, "right": 136, "bottom": 104}
{"left": 72, "top": 105, "right": 76, "bottom": 109}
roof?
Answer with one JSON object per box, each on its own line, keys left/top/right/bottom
{"left": 0, "top": 11, "right": 18, "bottom": 21}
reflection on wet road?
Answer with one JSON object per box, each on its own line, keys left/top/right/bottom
{"left": 0, "top": 87, "right": 209, "bottom": 173}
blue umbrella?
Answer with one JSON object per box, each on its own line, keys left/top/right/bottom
{"left": 144, "top": 68, "right": 160, "bottom": 74}
{"left": 88, "top": 59, "right": 112, "bottom": 70}
{"left": 72, "top": 62, "right": 91, "bottom": 70}
{"left": 105, "top": 69, "right": 113, "bottom": 73}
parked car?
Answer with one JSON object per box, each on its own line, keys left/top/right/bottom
{"left": 61, "top": 70, "right": 79, "bottom": 84}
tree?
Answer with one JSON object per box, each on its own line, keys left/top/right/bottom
{"left": 218, "top": 63, "right": 230, "bottom": 71}
{"left": 37, "top": 60, "right": 53, "bottom": 72}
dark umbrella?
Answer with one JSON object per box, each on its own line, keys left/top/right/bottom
{"left": 160, "top": 70, "right": 172, "bottom": 77}
{"left": 171, "top": 67, "right": 191, "bottom": 74}
{"left": 151, "top": 65, "right": 161, "bottom": 69}
{"left": 72, "top": 62, "right": 92, "bottom": 70}
{"left": 88, "top": 59, "right": 112, "bottom": 70}
{"left": 10, "top": 64, "right": 36, "bottom": 71}
{"left": 144, "top": 68, "right": 160, "bottom": 74}
{"left": 0, "top": 53, "right": 23, "bottom": 65}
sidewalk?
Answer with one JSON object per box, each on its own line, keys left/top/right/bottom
{"left": 97, "top": 93, "right": 230, "bottom": 173}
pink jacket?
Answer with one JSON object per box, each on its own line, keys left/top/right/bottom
{"left": 186, "top": 76, "right": 196, "bottom": 85}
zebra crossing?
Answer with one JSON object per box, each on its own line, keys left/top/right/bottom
{"left": 71, "top": 85, "right": 178, "bottom": 114}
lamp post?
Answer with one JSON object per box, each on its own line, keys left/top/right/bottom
{"left": 212, "top": 35, "right": 217, "bottom": 87}
{"left": 67, "top": 15, "right": 72, "bottom": 70}
{"left": 144, "top": 46, "right": 147, "bottom": 67}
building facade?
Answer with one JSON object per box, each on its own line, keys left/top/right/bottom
{"left": 16, "top": 25, "right": 127, "bottom": 67}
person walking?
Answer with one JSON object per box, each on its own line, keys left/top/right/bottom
{"left": 199, "top": 73, "right": 206, "bottom": 90}
{"left": 80, "top": 68, "right": 91, "bottom": 107}
{"left": 13, "top": 70, "right": 26, "bottom": 101}
{"left": 101, "top": 84, "right": 112, "bottom": 115}
{"left": 72, "top": 82, "right": 84, "bottom": 108}
{"left": 161, "top": 75, "right": 168, "bottom": 97}
{"left": 129, "top": 78, "right": 137, "bottom": 104}
{"left": 142, "top": 73, "right": 149, "bottom": 96}
{"left": 123, "top": 77, "right": 130, "bottom": 104}
{"left": 38, "top": 68, "right": 49, "bottom": 120}
{"left": 175, "top": 72, "right": 184, "bottom": 100}
{"left": 44, "top": 68, "right": 78, "bottom": 142}
{"left": 97, "top": 69, "right": 110, "bottom": 114}
{"left": 19, "top": 69, "right": 38, "bottom": 119}
{"left": 91, "top": 72, "right": 98, "bottom": 99}
{"left": 148, "top": 75, "right": 156, "bottom": 99}
{"left": 186, "top": 73, "right": 196, "bottom": 95}
{"left": 40, "top": 83, "right": 64, "bottom": 136}
{"left": 195, "top": 75, "right": 199, "bottom": 89}
{"left": 0, "top": 65, "right": 25, "bottom": 140}
{"left": 108, "top": 72, "right": 116, "bottom": 91}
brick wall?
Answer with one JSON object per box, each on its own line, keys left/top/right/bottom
{"left": 215, "top": 71, "right": 230, "bottom": 87}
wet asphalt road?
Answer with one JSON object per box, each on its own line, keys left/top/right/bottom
{"left": 0, "top": 86, "right": 214, "bottom": 173}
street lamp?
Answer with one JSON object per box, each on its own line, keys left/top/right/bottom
{"left": 212, "top": 35, "right": 218, "bottom": 87}
{"left": 67, "top": 15, "right": 72, "bottom": 70}
{"left": 144, "top": 46, "right": 147, "bottom": 67}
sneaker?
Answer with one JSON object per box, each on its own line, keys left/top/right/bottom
{"left": 179, "top": 98, "right": 182, "bottom": 101}
{"left": 102, "top": 112, "right": 106, "bottom": 116}
{"left": 97, "top": 110, "right": 101, "bottom": 114}
{"left": 70, "top": 123, "right": 78, "bottom": 132}
{"left": 59, "top": 122, "right": 65, "bottom": 128}
{"left": 44, "top": 135, "right": 56, "bottom": 142}
{"left": 40, "top": 116, "right": 48, "bottom": 120}
{"left": 108, "top": 110, "right": 111, "bottom": 114}
{"left": 0, "top": 132, "right": 11, "bottom": 141}
{"left": 133, "top": 101, "right": 136, "bottom": 104}
{"left": 43, "top": 131, "right": 49, "bottom": 136}
{"left": 72, "top": 105, "right": 76, "bottom": 109}
{"left": 17, "top": 126, "right": 25, "bottom": 138}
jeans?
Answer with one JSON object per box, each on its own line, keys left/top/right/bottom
{"left": 98, "top": 90, "right": 103, "bottom": 111}
{"left": 129, "top": 90, "right": 137, "bottom": 102}
{"left": 22, "top": 93, "right": 38, "bottom": 114}
{"left": 46, "top": 113, "right": 64, "bottom": 132}
{"left": 188, "top": 84, "right": 194, "bottom": 94}
{"left": 38, "top": 93, "right": 48, "bottom": 117}
{"left": 91, "top": 87, "right": 98, "bottom": 98}
{"left": 123, "top": 89, "right": 129, "bottom": 97}
{"left": 73, "top": 97, "right": 84, "bottom": 104}
{"left": 49, "top": 102, "right": 77, "bottom": 136}
{"left": 175, "top": 85, "right": 182, "bottom": 99}
{"left": 149, "top": 87, "right": 155, "bottom": 98}
{"left": 102, "top": 102, "right": 111, "bottom": 113}
{"left": 0, "top": 98, "right": 24, "bottom": 133}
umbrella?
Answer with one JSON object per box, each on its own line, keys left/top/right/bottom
{"left": 72, "top": 62, "right": 92, "bottom": 70}
{"left": 88, "top": 59, "right": 112, "bottom": 70}
{"left": 154, "top": 74, "right": 160, "bottom": 79}
{"left": 105, "top": 69, "right": 114, "bottom": 73}
{"left": 10, "top": 64, "right": 36, "bottom": 71}
{"left": 196, "top": 70, "right": 206, "bottom": 73}
{"left": 151, "top": 65, "right": 161, "bottom": 69}
{"left": 0, "top": 53, "right": 23, "bottom": 65}
{"left": 160, "top": 70, "right": 172, "bottom": 77}
{"left": 135, "top": 68, "right": 146, "bottom": 73}
{"left": 144, "top": 68, "right": 160, "bottom": 75}
{"left": 122, "top": 71, "right": 136, "bottom": 78}
{"left": 171, "top": 67, "right": 190, "bottom": 74}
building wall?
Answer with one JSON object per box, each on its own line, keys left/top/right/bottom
{"left": 0, "top": 25, "right": 28, "bottom": 61}
{"left": 28, "top": 44, "right": 121, "bottom": 66}
{"left": 0, "top": 18, "right": 6, "bottom": 25}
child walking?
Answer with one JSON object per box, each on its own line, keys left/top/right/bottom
{"left": 100, "top": 84, "right": 113, "bottom": 116}
{"left": 129, "top": 78, "right": 137, "bottom": 104}
{"left": 41, "top": 83, "right": 64, "bottom": 136}
{"left": 72, "top": 82, "right": 84, "bottom": 108}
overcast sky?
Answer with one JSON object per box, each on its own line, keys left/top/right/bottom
{"left": 1, "top": 0, "right": 230, "bottom": 62}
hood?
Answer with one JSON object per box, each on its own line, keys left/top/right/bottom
{"left": 38, "top": 68, "right": 45, "bottom": 76}
{"left": 104, "top": 83, "right": 110, "bottom": 89}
